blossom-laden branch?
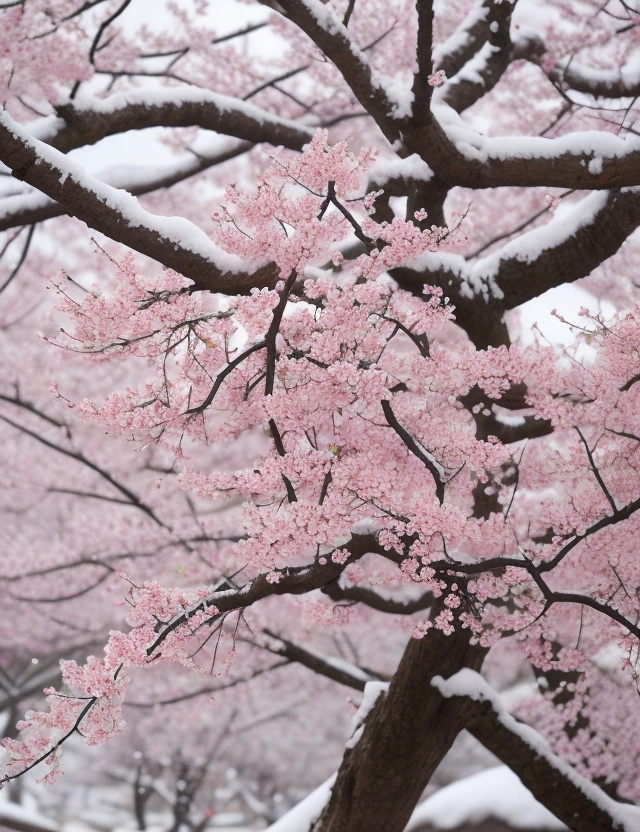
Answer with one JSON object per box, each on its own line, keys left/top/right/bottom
{"left": 0, "top": 534, "right": 383, "bottom": 783}
{"left": 7, "top": 123, "right": 640, "bottom": 792}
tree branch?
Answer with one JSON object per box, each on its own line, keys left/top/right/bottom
{"left": 50, "top": 90, "right": 312, "bottom": 154}
{"left": 0, "top": 110, "right": 278, "bottom": 294}
{"left": 0, "top": 407, "right": 166, "bottom": 527}
{"left": 147, "top": 533, "right": 385, "bottom": 656}
{"left": 261, "top": 629, "right": 379, "bottom": 691}
{"left": 434, "top": 669, "right": 640, "bottom": 832}
{"left": 0, "top": 142, "right": 252, "bottom": 232}
{"left": 439, "top": 0, "right": 515, "bottom": 114}
{"left": 322, "top": 580, "right": 434, "bottom": 616}
{"left": 381, "top": 399, "right": 446, "bottom": 503}
{"left": 393, "top": 189, "right": 640, "bottom": 348}
{"left": 274, "top": 0, "right": 404, "bottom": 146}
{"left": 407, "top": 106, "right": 640, "bottom": 189}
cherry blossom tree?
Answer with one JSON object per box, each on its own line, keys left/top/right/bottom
{"left": 4, "top": 1, "right": 640, "bottom": 831}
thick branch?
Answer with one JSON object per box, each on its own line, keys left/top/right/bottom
{"left": 550, "top": 61, "right": 640, "bottom": 101}
{"left": 435, "top": 670, "right": 640, "bottom": 832}
{"left": 440, "top": 0, "right": 515, "bottom": 114}
{"left": 0, "top": 142, "right": 252, "bottom": 232}
{"left": 393, "top": 189, "right": 640, "bottom": 348}
{"left": 407, "top": 108, "right": 640, "bottom": 189}
{"left": 50, "top": 90, "right": 312, "bottom": 154}
{"left": 274, "top": 0, "right": 403, "bottom": 145}
{"left": 434, "top": 0, "right": 503, "bottom": 80}
{"left": 0, "top": 110, "right": 278, "bottom": 294}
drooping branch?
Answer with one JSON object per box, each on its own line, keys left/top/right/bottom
{"left": 50, "top": 90, "right": 313, "bottom": 154}
{"left": 0, "top": 142, "right": 252, "bottom": 232}
{"left": 434, "top": 670, "right": 640, "bottom": 832}
{"left": 147, "top": 533, "right": 385, "bottom": 656}
{"left": 0, "top": 110, "right": 279, "bottom": 294}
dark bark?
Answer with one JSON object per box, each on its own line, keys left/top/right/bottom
{"left": 0, "top": 113, "right": 278, "bottom": 295}
{"left": 0, "top": 142, "right": 251, "bottom": 232}
{"left": 313, "top": 617, "right": 487, "bottom": 832}
{"left": 404, "top": 112, "right": 640, "bottom": 189}
{"left": 463, "top": 696, "right": 632, "bottom": 832}
{"left": 51, "top": 94, "right": 311, "bottom": 154}
{"left": 274, "top": 0, "right": 403, "bottom": 147}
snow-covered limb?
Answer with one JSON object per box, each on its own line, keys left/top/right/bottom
{"left": 438, "top": 0, "right": 515, "bottom": 114}
{"left": 411, "top": 102, "right": 640, "bottom": 189}
{"left": 274, "top": 0, "right": 405, "bottom": 141}
{"left": 433, "top": 670, "right": 640, "bottom": 832}
{"left": 0, "top": 140, "right": 251, "bottom": 232}
{"left": 48, "top": 89, "right": 314, "bottom": 155}
{"left": 0, "top": 110, "right": 276, "bottom": 295}
{"left": 394, "top": 188, "right": 640, "bottom": 348}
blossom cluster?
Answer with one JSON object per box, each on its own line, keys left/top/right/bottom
{"left": 8, "top": 132, "right": 640, "bottom": 787}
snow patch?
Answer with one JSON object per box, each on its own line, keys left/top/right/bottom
{"left": 406, "top": 767, "right": 566, "bottom": 830}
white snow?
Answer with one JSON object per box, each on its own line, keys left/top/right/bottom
{"left": 405, "top": 189, "right": 613, "bottom": 302}
{"left": 0, "top": 110, "right": 247, "bottom": 275}
{"left": 433, "top": 100, "right": 640, "bottom": 165}
{"left": 405, "top": 766, "right": 567, "bottom": 830}
{"left": 432, "top": 669, "right": 640, "bottom": 832}
{"left": 266, "top": 775, "right": 335, "bottom": 832}
{"left": 368, "top": 154, "right": 433, "bottom": 187}
{"left": 0, "top": 795, "right": 58, "bottom": 832}
{"left": 433, "top": 4, "right": 489, "bottom": 70}
{"left": 589, "top": 157, "right": 603, "bottom": 175}
{"left": 70, "top": 88, "right": 315, "bottom": 138}
{"left": 351, "top": 680, "right": 388, "bottom": 730}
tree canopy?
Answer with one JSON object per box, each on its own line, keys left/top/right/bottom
{"left": 3, "top": 2, "right": 640, "bottom": 830}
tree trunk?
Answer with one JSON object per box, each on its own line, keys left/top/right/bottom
{"left": 313, "top": 619, "right": 487, "bottom": 832}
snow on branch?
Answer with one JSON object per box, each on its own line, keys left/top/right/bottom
{"left": 0, "top": 141, "right": 252, "bottom": 232}
{"left": 0, "top": 109, "right": 276, "bottom": 294}
{"left": 275, "top": 0, "right": 406, "bottom": 141}
{"left": 413, "top": 102, "right": 640, "bottom": 189}
{"left": 49, "top": 88, "right": 314, "bottom": 154}
{"left": 433, "top": 669, "right": 640, "bottom": 832}
{"left": 393, "top": 189, "right": 640, "bottom": 347}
